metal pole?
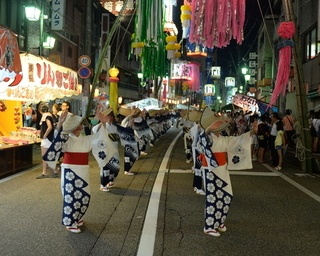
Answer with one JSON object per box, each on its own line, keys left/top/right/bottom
{"left": 282, "top": 0, "right": 312, "bottom": 172}
{"left": 39, "top": 1, "right": 44, "bottom": 56}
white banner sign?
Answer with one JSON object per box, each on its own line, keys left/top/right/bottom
{"left": 0, "top": 54, "right": 81, "bottom": 101}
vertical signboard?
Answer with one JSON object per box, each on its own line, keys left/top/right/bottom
{"left": 51, "top": 0, "right": 66, "bottom": 31}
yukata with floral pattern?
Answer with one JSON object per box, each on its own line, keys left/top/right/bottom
{"left": 199, "top": 131, "right": 252, "bottom": 235}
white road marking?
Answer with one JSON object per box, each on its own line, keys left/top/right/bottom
{"left": 137, "top": 135, "right": 320, "bottom": 255}
{"left": 137, "top": 131, "right": 182, "bottom": 256}
{"left": 264, "top": 163, "right": 320, "bottom": 203}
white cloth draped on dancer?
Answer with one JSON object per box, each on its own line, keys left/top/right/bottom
{"left": 92, "top": 122, "right": 120, "bottom": 187}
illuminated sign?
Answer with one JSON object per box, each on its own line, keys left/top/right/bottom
{"left": 225, "top": 77, "right": 235, "bottom": 87}
{"left": 0, "top": 54, "right": 81, "bottom": 101}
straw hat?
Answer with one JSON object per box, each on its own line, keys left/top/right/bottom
{"left": 62, "top": 115, "right": 86, "bottom": 133}
{"left": 101, "top": 108, "right": 113, "bottom": 116}
{"left": 200, "top": 107, "right": 229, "bottom": 132}
{"left": 131, "top": 108, "right": 141, "bottom": 118}
{"left": 187, "top": 110, "right": 202, "bottom": 123}
{"left": 119, "top": 106, "right": 132, "bottom": 116}
{"left": 149, "top": 109, "right": 160, "bottom": 117}
{"left": 180, "top": 110, "right": 189, "bottom": 119}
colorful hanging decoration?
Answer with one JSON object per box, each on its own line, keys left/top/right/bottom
{"left": 131, "top": 41, "right": 145, "bottom": 56}
{"left": 270, "top": 22, "right": 295, "bottom": 106}
{"left": 165, "top": 35, "right": 178, "bottom": 59}
{"left": 180, "top": 5, "right": 192, "bottom": 39}
{"left": 109, "top": 67, "right": 119, "bottom": 115}
{"left": 189, "top": 0, "right": 246, "bottom": 48}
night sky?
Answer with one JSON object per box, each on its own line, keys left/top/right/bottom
{"left": 216, "top": 0, "right": 271, "bottom": 78}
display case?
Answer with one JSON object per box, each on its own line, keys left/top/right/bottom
{"left": 0, "top": 143, "right": 34, "bottom": 178}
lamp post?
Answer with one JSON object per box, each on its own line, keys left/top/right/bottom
{"left": 137, "top": 72, "right": 143, "bottom": 99}
{"left": 241, "top": 66, "right": 250, "bottom": 94}
{"left": 217, "top": 96, "right": 221, "bottom": 111}
{"left": 25, "top": 3, "right": 55, "bottom": 56}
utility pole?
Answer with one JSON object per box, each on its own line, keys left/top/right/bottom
{"left": 282, "top": 0, "right": 312, "bottom": 172}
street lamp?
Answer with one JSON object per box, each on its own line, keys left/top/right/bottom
{"left": 25, "top": 3, "right": 55, "bottom": 55}
{"left": 25, "top": 6, "right": 41, "bottom": 21}
{"left": 137, "top": 72, "right": 143, "bottom": 98}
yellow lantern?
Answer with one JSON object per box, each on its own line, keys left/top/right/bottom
{"left": 165, "top": 36, "right": 177, "bottom": 59}
{"left": 180, "top": 5, "right": 192, "bottom": 39}
{"left": 109, "top": 67, "right": 119, "bottom": 78}
{"left": 109, "top": 67, "right": 119, "bottom": 115}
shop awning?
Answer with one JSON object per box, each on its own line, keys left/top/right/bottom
{"left": 0, "top": 53, "right": 81, "bottom": 102}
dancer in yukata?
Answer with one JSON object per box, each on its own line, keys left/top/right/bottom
{"left": 199, "top": 107, "right": 253, "bottom": 237}
{"left": 92, "top": 108, "right": 139, "bottom": 191}
{"left": 176, "top": 110, "right": 194, "bottom": 163}
{"left": 187, "top": 110, "right": 206, "bottom": 195}
{"left": 43, "top": 112, "right": 110, "bottom": 234}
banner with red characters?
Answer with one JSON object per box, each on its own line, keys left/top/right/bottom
{"left": 0, "top": 27, "right": 22, "bottom": 87}
{"left": 0, "top": 54, "right": 81, "bottom": 102}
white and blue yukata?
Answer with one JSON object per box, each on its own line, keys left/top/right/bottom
{"left": 176, "top": 117, "right": 194, "bottom": 162}
{"left": 92, "top": 122, "right": 139, "bottom": 187}
{"left": 199, "top": 131, "right": 252, "bottom": 232}
{"left": 43, "top": 125, "right": 110, "bottom": 228}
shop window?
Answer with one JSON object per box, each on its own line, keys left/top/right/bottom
{"left": 68, "top": 47, "right": 72, "bottom": 58}
{"left": 303, "top": 26, "right": 320, "bottom": 62}
{"left": 56, "top": 41, "right": 62, "bottom": 53}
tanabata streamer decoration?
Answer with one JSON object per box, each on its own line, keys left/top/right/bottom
{"left": 189, "top": 0, "right": 246, "bottom": 48}
{"left": 180, "top": 5, "right": 192, "bottom": 39}
{"left": 270, "top": 22, "right": 295, "bottom": 106}
{"left": 133, "top": 0, "right": 167, "bottom": 79}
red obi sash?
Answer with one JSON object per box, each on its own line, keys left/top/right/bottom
{"left": 63, "top": 152, "right": 89, "bottom": 165}
{"left": 213, "top": 152, "right": 227, "bottom": 166}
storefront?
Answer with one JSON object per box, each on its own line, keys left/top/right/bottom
{"left": 0, "top": 49, "right": 81, "bottom": 177}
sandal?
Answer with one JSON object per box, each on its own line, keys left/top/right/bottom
{"left": 100, "top": 186, "right": 110, "bottom": 192}
{"left": 107, "top": 182, "right": 114, "bottom": 188}
{"left": 36, "top": 174, "right": 49, "bottom": 179}
{"left": 77, "top": 220, "right": 84, "bottom": 227}
{"left": 51, "top": 173, "right": 60, "bottom": 178}
{"left": 66, "top": 226, "right": 81, "bottom": 233}
{"left": 217, "top": 224, "right": 227, "bottom": 232}
{"left": 203, "top": 228, "right": 220, "bottom": 237}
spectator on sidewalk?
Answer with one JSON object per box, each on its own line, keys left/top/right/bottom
{"left": 274, "top": 121, "right": 285, "bottom": 171}
{"left": 311, "top": 111, "right": 320, "bottom": 153}
{"left": 257, "top": 114, "right": 270, "bottom": 163}
{"left": 283, "top": 109, "right": 296, "bottom": 148}
{"left": 269, "top": 112, "right": 281, "bottom": 168}
{"left": 36, "top": 104, "right": 57, "bottom": 179}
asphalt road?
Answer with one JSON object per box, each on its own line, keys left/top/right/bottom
{"left": 1, "top": 127, "right": 320, "bottom": 256}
